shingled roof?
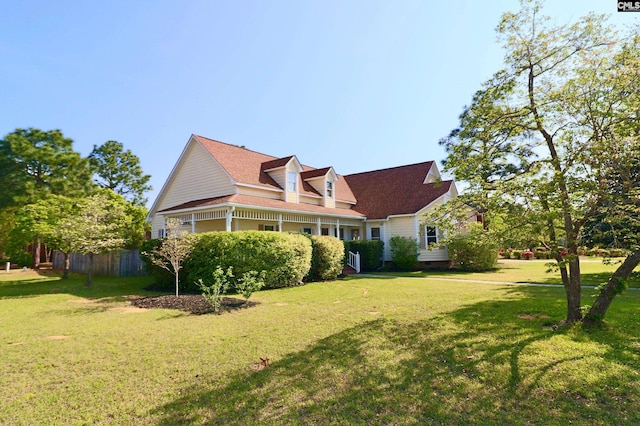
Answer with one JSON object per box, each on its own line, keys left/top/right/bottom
{"left": 344, "top": 162, "right": 453, "bottom": 220}
{"left": 194, "top": 135, "right": 356, "bottom": 202}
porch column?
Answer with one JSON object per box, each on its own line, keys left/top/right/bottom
{"left": 336, "top": 219, "right": 340, "bottom": 238}
{"left": 316, "top": 217, "right": 321, "bottom": 235}
{"left": 226, "top": 206, "right": 235, "bottom": 232}
{"left": 278, "top": 213, "right": 283, "bottom": 232}
{"left": 191, "top": 213, "right": 195, "bottom": 233}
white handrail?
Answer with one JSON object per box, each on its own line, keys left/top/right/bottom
{"left": 347, "top": 251, "right": 360, "bottom": 273}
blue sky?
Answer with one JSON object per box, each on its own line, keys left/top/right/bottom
{"left": 1, "top": 1, "right": 635, "bottom": 207}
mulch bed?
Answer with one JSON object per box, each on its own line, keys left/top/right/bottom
{"left": 131, "top": 295, "right": 257, "bottom": 315}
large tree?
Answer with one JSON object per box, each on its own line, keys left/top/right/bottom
{"left": 0, "top": 128, "right": 94, "bottom": 208}
{"left": 88, "top": 140, "right": 152, "bottom": 206}
{"left": 439, "top": 0, "right": 640, "bottom": 324}
{"left": 0, "top": 128, "right": 95, "bottom": 266}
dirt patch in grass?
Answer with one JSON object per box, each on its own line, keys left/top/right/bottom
{"left": 131, "top": 295, "right": 257, "bottom": 315}
{"left": 517, "top": 313, "right": 551, "bottom": 320}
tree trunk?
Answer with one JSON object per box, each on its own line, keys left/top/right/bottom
{"left": 584, "top": 249, "right": 640, "bottom": 324}
{"left": 175, "top": 271, "right": 179, "bottom": 297}
{"left": 86, "top": 253, "right": 93, "bottom": 286}
{"left": 63, "top": 252, "right": 70, "bottom": 280}
{"left": 33, "top": 237, "right": 41, "bottom": 270}
{"left": 566, "top": 254, "right": 583, "bottom": 322}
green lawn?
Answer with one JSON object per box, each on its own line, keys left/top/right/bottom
{"left": 375, "top": 258, "right": 640, "bottom": 287}
{"left": 1, "top": 265, "right": 639, "bottom": 425}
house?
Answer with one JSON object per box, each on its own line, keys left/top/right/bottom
{"left": 147, "top": 134, "right": 459, "bottom": 266}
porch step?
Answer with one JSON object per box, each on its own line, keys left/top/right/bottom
{"left": 341, "top": 265, "right": 358, "bottom": 275}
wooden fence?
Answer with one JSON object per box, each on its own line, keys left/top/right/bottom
{"left": 52, "top": 249, "right": 146, "bottom": 277}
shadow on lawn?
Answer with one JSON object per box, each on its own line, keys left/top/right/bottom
{"left": 150, "top": 291, "right": 640, "bottom": 425}
{"left": 0, "top": 271, "right": 156, "bottom": 300}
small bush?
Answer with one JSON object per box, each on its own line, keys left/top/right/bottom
{"left": 502, "top": 250, "right": 512, "bottom": 259}
{"left": 597, "top": 248, "right": 610, "bottom": 258}
{"left": 446, "top": 231, "right": 498, "bottom": 272}
{"left": 534, "top": 250, "right": 547, "bottom": 260}
{"left": 390, "top": 236, "right": 419, "bottom": 271}
{"left": 522, "top": 251, "right": 534, "bottom": 260}
{"left": 511, "top": 250, "right": 522, "bottom": 260}
{"left": 609, "top": 248, "right": 627, "bottom": 258}
{"left": 344, "top": 240, "right": 384, "bottom": 272}
{"left": 197, "top": 266, "right": 233, "bottom": 312}
{"left": 307, "top": 236, "right": 344, "bottom": 281}
{"left": 235, "top": 270, "right": 265, "bottom": 300}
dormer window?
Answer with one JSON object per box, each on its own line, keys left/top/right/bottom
{"left": 287, "top": 172, "right": 297, "bottom": 192}
{"left": 326, "top": 181, "right": 333, "bottom": 198}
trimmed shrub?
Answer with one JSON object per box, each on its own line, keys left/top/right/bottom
{"left": 447, "top": 231, "right": 498, "bottom": 272}
{"left": 587, "top": 248, "right": 599, "bottom": 257}
{"left": 186, "top": 231, "right": 312, "bottom": 290}
{"left": 501, "top": 250, "right": 512, "bottom": 259}
{"left": 511, "top": 250, "right": 522, "bottom": 260}
{"left": 344, "top": 240, "right": 384, "bottom": 272}
{"left": 609, "top": 248, "right": 627, "bottom": 258}
{"left": 522, "top": 251, "right": 534, "bottom": 260}
{"left": 307, "top": 236, "right": 344, "bottom": 281}
{"left": 390, "top": 236, "right": 419, "bottom": 271}
{"left": 534, "top": 250, "right": 547, "bottom": 260}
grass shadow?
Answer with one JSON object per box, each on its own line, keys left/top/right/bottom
{"left": 0, "top": 271, "right": 158, "bottom": 300}
{"left": 149, "top": 287, "right": 640, "bottom": 425}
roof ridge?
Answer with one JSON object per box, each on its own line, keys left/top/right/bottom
{"left": 344, "top": 160, "right": 434, "bottom": 177}
{"left": 193, "top": 134, "right": 279, "bottom": 160}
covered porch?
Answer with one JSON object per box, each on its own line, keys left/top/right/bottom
{"left": 159, "top": 205, "right": 365, "bottom": 240}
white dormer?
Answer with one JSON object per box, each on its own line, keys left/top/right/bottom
{"left": 301, "top": 167, "right": 338, "bottom": 208}
{"left": 423, "top": 162, "right": 441, "bottom": 184}
{"left": 262, "top": 155, "right": 303, "bottom": 203}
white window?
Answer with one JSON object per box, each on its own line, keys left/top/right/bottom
{"left": 302, "top": 227, "right": 313, "bottom": 234}
{"left": 371, "top": 227, "right": 381, "bottom": 240}
{"left": 326, "top": 181, "right": 333, "bottom": 198}
{"left": 321, "top": 227, "right": 329, "bottom": 236}
{"left": 425, "top": 226, "right": 438, "bottom": 246}
{"left": 263, "top": 225, "right": 275, "bottom": 231}
{"left": 158, "top": 229, "right": 165, "bottom": 238}
{"left": 288, "top": 172, "right": 297, "bottom": 192}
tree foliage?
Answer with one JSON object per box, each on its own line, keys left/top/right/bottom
{"left": 439, "top": 0, "right": 640, "bottom": 324}
{"left": 68, "top": 192, "right": 131, "bottom": 285}
{"left": 0, "top": 128, "right": 94, "bottom": 208}
{"left": 89, "top": 140, "right": 152, "bottom": 206}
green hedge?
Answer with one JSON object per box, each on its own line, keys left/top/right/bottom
{"left": 447, "top": 231, "right": 498, "bottom": 272}
{"left": 390, "top": 236, "right": 419, "bottom": 271}
{"left": 344, "top": 240, "right": 384, "bottom": 272}
{"left": 186, "top": 231, "right": 312, "bottom": 290}
{"left": 307, "top": 235, "right": 345, "bottom": 281}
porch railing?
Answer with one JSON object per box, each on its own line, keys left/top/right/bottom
{"left": 347, "top": 251, "right": 361, "bottom": 274}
